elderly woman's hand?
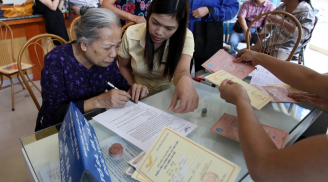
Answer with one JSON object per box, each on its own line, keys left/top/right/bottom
{"left": 96, "top": 89, "right": 131, "bottom": 108}
{"left": 219, "top": 79, "right": 250, "bottom": 105}
{"left": 168, "top": 76, "right": 199, "bottom": 113}
{"left": 128, "top": 83, "right": 149, "bottom": 103}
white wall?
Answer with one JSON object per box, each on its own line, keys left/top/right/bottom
{"left": 3, "top": 0, "right": 27, "bottom": 5}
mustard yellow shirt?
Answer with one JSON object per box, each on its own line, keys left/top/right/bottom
{"left": 118, "top": 23, "right": 195, "bottom": 95}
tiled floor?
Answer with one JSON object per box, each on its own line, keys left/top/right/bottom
{"left": 0, "top": 23, "right": 328, "bottom": 181}
{"left": 0, "top": 81, "right": 41, "bottom": 181}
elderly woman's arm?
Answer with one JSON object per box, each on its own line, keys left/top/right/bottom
{"left": 39, "top": 0, "right": 61, "bottom": 11}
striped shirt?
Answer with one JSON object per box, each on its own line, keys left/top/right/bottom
{"left": 269, "top": 2, "right": 315, "bottom": 54}
{"left": 238, "top": 0, "right": 276, "bottom": 28}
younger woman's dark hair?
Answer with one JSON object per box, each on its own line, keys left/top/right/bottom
{"left": 144, "top": 0, "right": 189, "bottom": 81}
{"left": 299, "top": 0, "right": 313, "bottom": 9}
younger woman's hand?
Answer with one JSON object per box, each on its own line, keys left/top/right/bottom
{"left": 168, "top": 76, "right": 199, "bottom": 113}
{"left": 219, "top": 79, "right": 250, "bottom": 105}
{"left": 128, "top": 83, "right": 149, "bottom": 103}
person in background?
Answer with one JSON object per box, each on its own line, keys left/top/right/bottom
{"left": 36, "top": 8, "right": 148, "bottom": 131}
{"left": 118, "top": 0, "right": 199, "bottom": 114}
{"left": 251, "top": 0, "right": 315, "bottom": 60}
{"left": 102, "top": 0, "right": 151, "bottom": 26}
{"left": 0, "top": 0, "right": 2, "bottom": 5}
{"left": 70, "top": 0, "right": 102, "bottom": 15}
{"left": 188, "top": 0, "right": 239, "bottom": 72}
{"left": 33, "top": 0, "right": 70, "bottom": 44}
{"left": 219, "top": 49, "right": 328, "bottom": 182}
{"left": 227, "top": 0, "right": 276, "bottom": 56}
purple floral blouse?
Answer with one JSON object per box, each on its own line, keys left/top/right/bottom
{"left": 36, "top": 43, "right": 130, "bottom": 131}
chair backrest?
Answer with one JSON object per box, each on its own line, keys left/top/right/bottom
{"left": 117, "top": 22, "right": 136, "bottom": 65}
{"left": 0, "top": 21, "right": 15, "bottom": 66}
{"left": 69, "top": 16, "right": 81, "bottom": 42}
{"left": 17, "top": 34, "right": 68, "bottom": 110}
{"left": 122, "top": 22, "right": 135, "bottom": 34}
{"left": 246, "top": 10, "right": 302, "bottom": 61}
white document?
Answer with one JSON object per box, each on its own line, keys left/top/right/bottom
{"left": 99, "top": 136, "right": 141, "bottom": 182}
{"left": 93, "top": 102, "right": 198, "bottom": 151}
{"left": 250, "top": 66, "right": 284, "bottom": 86}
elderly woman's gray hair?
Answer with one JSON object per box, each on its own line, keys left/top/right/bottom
{"left": 75, "top": 8, "right": 121, "bottom": 45}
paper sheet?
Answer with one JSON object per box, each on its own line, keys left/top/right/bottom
{"left": 268, "top": 84, "right": 303, "bottom": 93}
{"left": 249, "top": 66, "right": 285, "bottom": 86}
{"left": 252, "top": 85, "right": 298, "bottom": 103}
{"left": 262, "top": 86, "right": 297, "bottom": 103}
{"left": 201, "top": 49, "right": 255, "bottom": 79}
{"left": 100, "top": 136, "right": 142, "bottom": 182}
{"left": 38, "top": 162, "right": 61, "bottom": 182}
{"left": 205, "top": 70, "right": 272, "bottom": 110}
{"left": 210, "top": 113, "right": 289, "bottom": 149}
{"left": 93, "top": 102, "right": 198, "bottom": 151}
{"left": 136, "top": 126, "right": 241, "bottom": 182}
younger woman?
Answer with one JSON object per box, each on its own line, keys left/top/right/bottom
{"left": 118, "top": 0, "right": 199, "bottom": 113}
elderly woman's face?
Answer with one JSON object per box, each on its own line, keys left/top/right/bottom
{"left": 84, "top": 26, "right": 122, "bottom": 67}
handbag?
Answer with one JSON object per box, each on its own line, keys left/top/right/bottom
{"left": 193, "top": 7, "right": 223, "bottom": 60}
{"left": 1, "top": 0, "right": 33, "bottom": 18}
{"left": 233, "top": 18, "right": 251, "bottom": 33}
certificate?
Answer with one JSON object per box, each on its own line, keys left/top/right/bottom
{"left": 201, "top": 49, "right": 255, "bottom": 79}
{"left": 205, "top": 70, "right": 272, "bottom": 110}
{"left": 136, "top": 126, "right": 240, "bottom": 182}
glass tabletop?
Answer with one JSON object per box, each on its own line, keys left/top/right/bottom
{"left": 20, "top": 81, "right": 315, "bottom": 182}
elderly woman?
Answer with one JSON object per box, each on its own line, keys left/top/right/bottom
{"left": 36, "top": 8, "right": 148, "bottom": 131}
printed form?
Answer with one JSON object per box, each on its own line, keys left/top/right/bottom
{"left": 93, "top": 102, "right": 198, "bottom": 151}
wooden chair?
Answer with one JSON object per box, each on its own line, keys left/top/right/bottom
{"left": 0, "top": 21, "right": 33, "bottom": 111}
{"left": 117, "top": 22, "right": 136, "bottom": 66}
{"left": 69, "top": 16, "right": 80, "bottom": 42}
{"left": 246, "top": 11, "right": 302, "bottom": 61}
{"left": 17, "top": 34, "right": 68, "bottom": 110}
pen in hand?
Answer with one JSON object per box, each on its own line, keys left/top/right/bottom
{"left": 235, "top": 48, "right": 252, "bottom": 65}
{"left": 105, "top": 80, "right": 136, "bottom": 104}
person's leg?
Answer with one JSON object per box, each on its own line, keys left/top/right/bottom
{"left": 227, "top": 30, "right": 243, "bottom": 56}
{"left": 249, "top": 27, "right": 258, "bottom": 45}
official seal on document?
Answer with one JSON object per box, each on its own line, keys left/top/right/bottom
{"left": 201, "top": 172, "right": 220, "bottom": 182}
